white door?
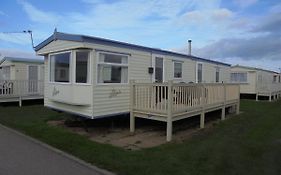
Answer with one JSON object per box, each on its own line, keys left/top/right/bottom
{"left": 154, "top": 57, "right": 164, "bottom": 83}
{"left": 28, "top": 65, "right": 38, "bottom": 93}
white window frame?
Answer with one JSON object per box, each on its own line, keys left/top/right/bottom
{"left": 152, "top": 54, "right": 165, "bottom": 83}
{"left": 0, "top": 66, "right": 11, "bottom": 80}
{"left": 230, "top": 72, "right": 248, "bottom": 83}
{"left": 27, "top": 65, "right": 39, "bottom": 80}
{"left": 173, "top": 61, "right": 183, "bottom": 79}
{"left": 196, "top": 62, "right": 203, "bottom": 83}
{"left": 215, "top": 67, "right": 220, "bottom": 83}
{"left": 96, "top": 51, "right": 129, "bottom": 85}
{"left": 48, "top": 50, "right": 72, "bottom": 85}
{"left": 73, "top": 49, "right": 92, "bottom": 85}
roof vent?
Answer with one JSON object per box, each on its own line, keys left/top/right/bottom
{"left": 188, "top": 39, "right": 192, "bottom": 56}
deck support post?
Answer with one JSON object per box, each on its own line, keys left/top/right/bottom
{"left": 166, "top": 80, "right": 173, "bottom": 142}
{"left": 19, "top": 97, "right": 22, "bottom": 107}
{"left": 236, "top": 84, "right": 240, "bottom": 115}
{"left": 221, "top": 83, "right": 226, "bottom": 120}
{"left": 200, "top": 112, "right": 205, "bottom": 129}
{"left": 221, "top": 107, "right": 225, "bottom": 120}
{"left": 200, "top": 84, "right": 206, "bottom": 128}
{"left": 129, "top": 80, "right": 135, "bottom": 133}
{"left": 269, "top": 93, "right": 272, "bottom": 102}
{"left": 255, "top": 93, "right": 258, "bottom": 101}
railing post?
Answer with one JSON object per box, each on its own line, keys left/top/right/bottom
{"left": 236, "top": 85, "right": 240, "bottom": 115}
{"left": 221, "top": 83, "right": 226, "bottom": 120}
{"left": 130, "top": 80, "right": 135, "bottom": 133}
{"left": 166, "top": 80, "right": 173, "bottom": 142}
{"left": 200, "top": 84, "right": 206, "bottom": 129}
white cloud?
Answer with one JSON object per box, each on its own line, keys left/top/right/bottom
{"left": 0, "top": 48, "right": 40, "bottom": 59}
{"left": 18, "top": 0, "right": 60, "bottom": 24}
{"left": 233, "top": 0, "right": 258, "bottom": 8}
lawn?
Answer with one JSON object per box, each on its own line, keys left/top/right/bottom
{"left": 0, "top": 100, "right": 281, "bottom": 175}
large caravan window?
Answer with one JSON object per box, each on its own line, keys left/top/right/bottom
{"left": 215, "top": 67, "right": 220, "bottom": 83}
{"left": 0, "top": 66, "right": 10, "bottom": 80}
{"left": 174, "top": 62, "right": 182, "bottom": 78}
{"left": 50, "top": 52, "right": 71, "bottom": 83}
{"left": 76, "top": 51, "right": 90, "bottom": 83}
{"left": 98, "top": 53, "right": 128, "bottom": 84}
{"left": 230, "top": 72, "right": 247, "bottom": 83}
{"left": 197, "top": 63, "right": 203, "bottom": 83}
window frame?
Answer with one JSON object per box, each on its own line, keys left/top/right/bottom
{"left": 73, "top": 49, "right": 92, "bottom": 85}
{"left": 196, "top": 62, "right": 203, "bottom": 83}
{"left": 96, "top": 51, "right": 129, "bottom": 85}
{"left": 48, "top": 50, "right": 72, "bottom": 85}
{"left": 173, "top": 61, "right": 183, "bottom": 79}
{"left": 230, "top": 72, "right": 248, "bottom": 83}
{"left": 215, "top": 67, "right": 220, "bottom": 83}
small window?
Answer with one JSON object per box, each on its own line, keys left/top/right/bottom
{"left": 197, "top": 63, "right": 203, "bottom": 83}
{"left": 230, "top": 72, "right": 247, "bottom": 83}
{"left": 215, "top": 67, "right": 220, "bottom": 83}
{"left": 174, "top": 62, "right": 182, "bottom": 78}
{"left": 0, "top": 66, "right": 10, "bottom": 80}
{"left": 50, "top": 52, "right": 71, "bottom": 83}
{"left": 76, "top": 51, "right": 90, "bottom": 83}
{"left": 273, "top": 75, "right": 278, "bottom": 83}
{"left": 98, "top": 53, "right": 128, "bottom": 84}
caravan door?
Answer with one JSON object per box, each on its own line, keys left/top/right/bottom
{"left": 153, "top": 56, "right": 164, "bottom": 83}
{"left": 28, "top": 65, "right": 38, "bottom": 94}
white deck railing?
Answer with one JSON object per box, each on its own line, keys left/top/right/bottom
{"left": 0, "top": 80, "right": 44, "bottom": 98}
{"left": 130, "top": 81, "right": 240, "bottom": 118}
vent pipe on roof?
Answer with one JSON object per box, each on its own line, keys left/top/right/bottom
{"left": 188, "top": 39, "right": 192, "bottom": 55}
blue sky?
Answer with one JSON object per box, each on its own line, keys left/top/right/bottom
{"left": 0, "top": 0, "right": 281, "bottom": 71}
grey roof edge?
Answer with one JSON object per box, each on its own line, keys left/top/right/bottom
{"left": 35, "top": 31, "right": 231, "bottom": 67}
{"left": 231, "top": 64, "right": 279, "bottom": 74}
{"left": 0, "top": 57, "right": 44, "bottom": 65}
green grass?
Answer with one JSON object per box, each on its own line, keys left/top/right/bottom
{"left": 0, "top": 100, "right": 281, "bottom": 175}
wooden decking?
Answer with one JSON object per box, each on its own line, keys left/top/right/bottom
{"left": 0, "top": 80, "right": 44, "bottom": 106}
{"left": 130, "top": 81, "right": 240, "bottom": 141}
{"left": 256, "top": 83, "right": 281, "bottom": 101}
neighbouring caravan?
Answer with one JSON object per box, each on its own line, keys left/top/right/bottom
{"left": 231, "top": 65, "right": 281, "bottom": 101}
{"left": 35, "top": 31, "right": 232, "bottom": 118}
{"left": 35, "top": 32, "right": 240, "bottom": 141}
{"left": 0, "top": 57, "right": 44, "bottom": 105}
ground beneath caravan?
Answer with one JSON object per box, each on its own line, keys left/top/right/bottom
{"left": 47, "top": 109, "right": 233, "bottom": 150}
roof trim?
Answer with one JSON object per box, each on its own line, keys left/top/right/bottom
{"left": 231, "top": 65, "right": 279, "bottom": 74}
{"left": 0, "top": 57, "right": 44, "bottom": 65}
{"left": 35, "top": 31, "right": 231, "bottom": 67}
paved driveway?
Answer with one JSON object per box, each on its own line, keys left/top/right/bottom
{"left": 0, "top": 125, "right": 113, "bottom": 175}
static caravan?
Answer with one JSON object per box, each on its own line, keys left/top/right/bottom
{"left": 0, "top": 57, "right": 44, "bottom": 105}
{"left": 231, "top": 65, "right": 281, "bottom": 101}
{"left": 35, "top": 31, "right": 240, "bottom": 141}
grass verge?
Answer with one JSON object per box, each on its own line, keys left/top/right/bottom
{"left": 0, "top": 100, "right": 281, "bottom": 175}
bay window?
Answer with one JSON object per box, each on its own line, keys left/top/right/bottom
{"left": 98, "top": 53, "right": 128, "bottom": 84}
{"left": 50, "top": 52, "right": 71, "bottom": 83}
{"left": 75, "top": 51, "right": 90, "bottom": 83}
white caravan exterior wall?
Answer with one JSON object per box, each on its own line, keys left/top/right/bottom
{"left": 231, "top": 66, "right": 281, "bottom": 95}
{"left": 39, "top": 40, "right": 231, "bottom": 119}
{"left": 230, "top": 66, "right": 257, "bottom": 94}
{"left": 0, "top": 59, "right": 44, "bottom": 81}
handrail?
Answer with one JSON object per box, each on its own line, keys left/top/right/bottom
{"left": 0, "top": 80, "right": 44, "bottom": 97}
{"left": 131, "top": 81, "right": 240, "bottom": 117}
